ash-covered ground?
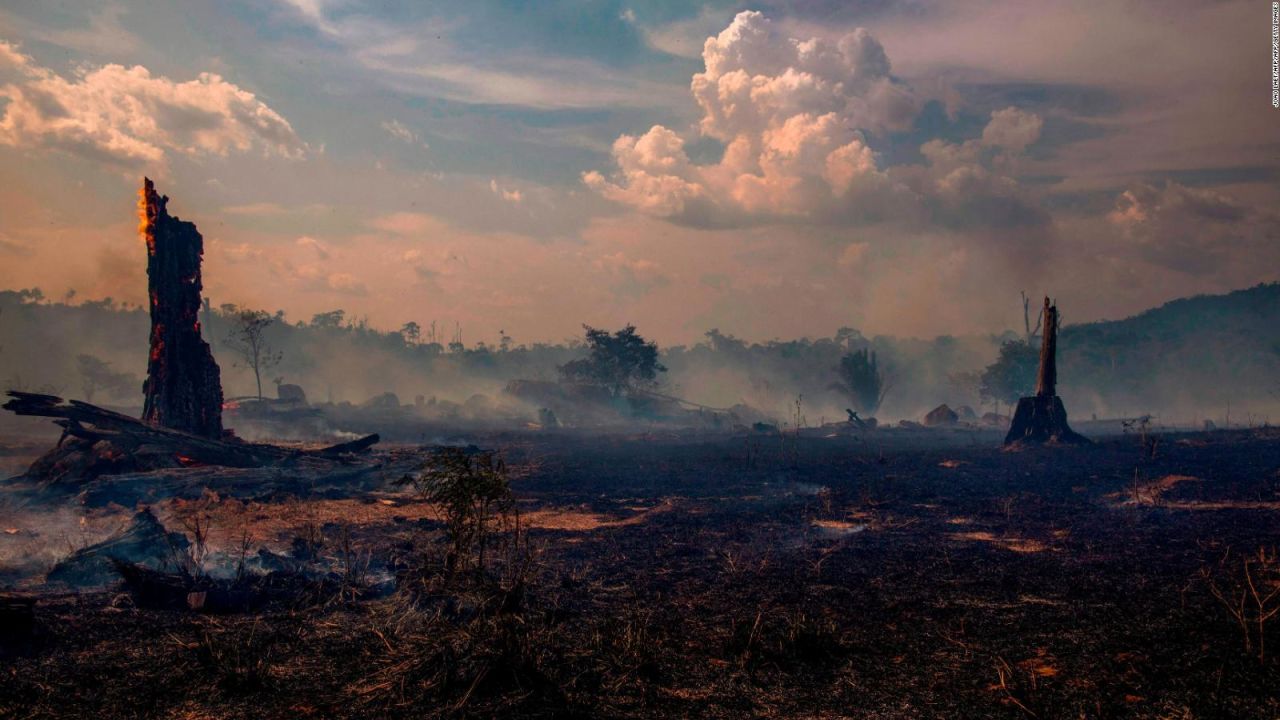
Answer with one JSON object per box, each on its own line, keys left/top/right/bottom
{"left": 2, "top": 425, "right": 1280, "bottom": 719}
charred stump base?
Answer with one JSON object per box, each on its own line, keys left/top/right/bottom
{"left": 1003, "top": 395, "right": 1089, "bottom": 448}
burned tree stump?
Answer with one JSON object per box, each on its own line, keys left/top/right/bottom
{"left": 2, "top": 182, "right": 382, "bottom": 487}
{"left": 139, "top": 177, "right": 224, "bottom": 439}
{"left": 1004, "top": 298, "right": 1088, "bottom": 447}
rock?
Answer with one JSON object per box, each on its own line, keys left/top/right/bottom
{"left": 981, "top": 412, "right": 1008, "bottom": 427}
{"left": 464, "top": 394, "right": 493, "bottom": 411}
{"left": 363, "top": 392, "right": 400, "bottom": 409}
{"left": 923, "top": 404, "right": 959, "bottom": 427}
{"left": 46, "top": 508, "right": 190, "bottom": 587}
{"left": 276, "top": 383, "right": 307, "bottom": 404}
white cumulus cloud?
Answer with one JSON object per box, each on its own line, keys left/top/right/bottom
{"left": 584, "top": 11, "right": 918, "bottom": 226}
{"left": 981, "top": 107, "right": 1044, "bottom": 153}
{"left": 0, "top": 39, "right": 305, "bottom": 168}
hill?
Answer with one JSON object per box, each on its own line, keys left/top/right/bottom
{"left": 1061, "top": 283, "right": 1280, "bottom": 421}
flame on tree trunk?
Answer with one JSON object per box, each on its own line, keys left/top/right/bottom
{"left": 139, "top": 177, "right": 224, "bottom": 439}
{"left": 1003, "top": 297, "right": 1087, "bottom": 447}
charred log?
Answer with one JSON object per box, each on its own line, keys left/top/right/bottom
{"left": 312, "top": 432, "right": 381, "bottom": 457}
{"left": 1004, "top": 298, "right": 1088, "bottom": 447}
{"left": 139, "top": 178, "right": 224, "bottom": 439}
{"left": 46, "top": 508, "right": 189, "bottom": 587}
{"left": 3, "top": 391, "right": 379, "bottom": 484}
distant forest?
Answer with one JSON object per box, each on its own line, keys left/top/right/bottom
{"left": 1, "top": 283, "right": 1278, "bottom": 425}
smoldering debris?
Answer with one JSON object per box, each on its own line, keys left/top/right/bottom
{"left": 45, "top": 508, "right": 188, "bottom": 588}
{"left": 35, "top": 502, "right": 391, "bottom": 607}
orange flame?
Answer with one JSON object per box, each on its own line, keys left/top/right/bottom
{"left": 150, "top": 328, "right": 165, "bottom": 361}
{"left": 138, "top": 177, "right": 156, "bottom": 255}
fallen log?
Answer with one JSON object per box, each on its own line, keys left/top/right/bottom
{"left": 73, "top": 463, "right": 399, "bottom": 508}
{"left": 633, "top": 389, "right": 735, "bottom": 414}
{"left": 312, "top": 432, "right": 381, "bottom": 457}
{"left": 4, "top": 391, "right": 379, "bottom": 482}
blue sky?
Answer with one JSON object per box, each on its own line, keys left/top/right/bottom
{"left": 0, "top": 0, "right": 1276, "bottom": 344}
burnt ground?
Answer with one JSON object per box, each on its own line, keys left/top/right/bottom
{"left": 2, "top": 426, "right": 1280, "bottom": 718}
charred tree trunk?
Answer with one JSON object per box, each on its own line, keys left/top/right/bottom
{"left": 1004, "top": 298, "right": 1088, "bottom": 447}
{"left": 3, "top": 183, "right": 383, "bottom": 486}
{"left": 139, "top": 178, "right": 224, "bottom": 439}
{"left": 1034, "top": 297, "right": 1057, "bottom": 398}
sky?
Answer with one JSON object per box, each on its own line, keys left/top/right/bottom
{"left": 0, "top": 0, "right": 1276, "bottom": 346}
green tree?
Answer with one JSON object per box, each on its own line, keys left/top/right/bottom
{"left": 400, "top": 321, "right": 421, "bottom": 346}
{"left": 310, "top": 309, "right": 346, "bottom": 330}
{"left": 559, "top": 324, "right": 666, "bottom": 396}
{"left": 402, "top": 447, "right": 513, "bottom": 574}
{"left": 979, "top": 339, "right": 1039, "bottom": 405}
{"left": 831, "top": 348, "right": 888, "bottom": 415}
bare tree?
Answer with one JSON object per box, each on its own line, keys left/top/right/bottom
{"left": 1020, "top": 290, "right": 1042, "bottom": 343}
{"left": 76, "top": 354, "right": 138, "bottom": 403}
{"left": 224, "top": 308, "right": 282, "bottom": 400}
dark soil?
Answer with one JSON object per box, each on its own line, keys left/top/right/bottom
{"left": 3, "top": 427, "right": 1280, "bottom": 718}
